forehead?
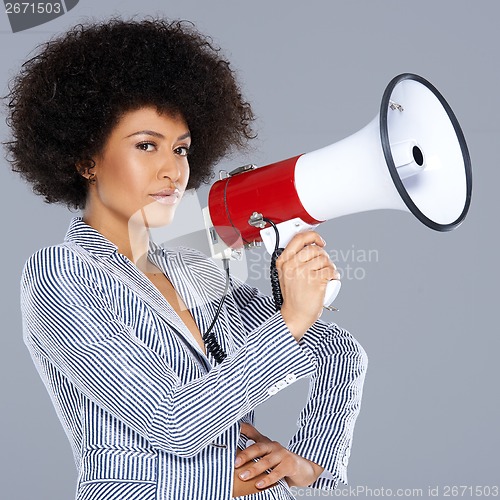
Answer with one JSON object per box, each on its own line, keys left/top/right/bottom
{"left": 111, "top": 106, "right": 189, "bottom": 137}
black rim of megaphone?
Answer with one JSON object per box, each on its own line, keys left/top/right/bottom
{"left": 380, "top": 73, "right": 472, "bottom": 232}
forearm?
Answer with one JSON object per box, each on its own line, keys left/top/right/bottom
{"left": 149, "top": 314, "right": 315, "bottom": 456}
{"left": 287, "top": 324, "right": 368, "bottom": 489}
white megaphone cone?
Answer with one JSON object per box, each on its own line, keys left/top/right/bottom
{"left": 203, "top": 73, "right": 472, "bottom": 307}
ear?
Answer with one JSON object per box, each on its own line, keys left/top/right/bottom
{"left": 76, "top": 159, "right": 97, "bottom": 184}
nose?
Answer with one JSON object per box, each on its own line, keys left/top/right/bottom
{"left": 157, "top": 151, "right": 181, "bottom": 183}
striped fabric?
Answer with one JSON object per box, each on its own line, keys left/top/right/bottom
{"left": 21, "top": 217, "right": 368, "bottom": 500}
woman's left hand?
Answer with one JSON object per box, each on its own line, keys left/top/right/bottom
{"left": 235, "top": 423, "right": 325, "bottom": 489}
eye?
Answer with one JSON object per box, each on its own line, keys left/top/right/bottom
{"left": 136, "top": 142, "right": 157, "bottom": 152}
{"left": 174, "top": 146, "right": 190, "bottom": 157}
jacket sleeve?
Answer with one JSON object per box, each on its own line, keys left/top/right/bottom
{"left": 229, "top": 274, "right": 368, "bottom": 489}
{"left": 286, "top": 322, "right": 368, "bottom": 490}
{"left": 21, "top": 246, "right": 314, "bottom": 458}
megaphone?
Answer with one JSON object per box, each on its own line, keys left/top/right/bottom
{"left": 203, "top": 73, "right": 472, "bottom": 307}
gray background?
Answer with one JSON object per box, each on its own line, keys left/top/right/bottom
{"left": 1, "top": 1, "right": 498, "bottom": 498}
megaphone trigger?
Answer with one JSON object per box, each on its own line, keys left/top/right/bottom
{"left": 324, "top": 280, "right": 342, "bottom": 309}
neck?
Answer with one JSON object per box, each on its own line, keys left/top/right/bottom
{"left": 82, "top": 206, "right": 155, "bottom": 273}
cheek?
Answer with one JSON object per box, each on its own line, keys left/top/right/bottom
{"left": 97, "top": 157, "right": 149, "bottom": 205}
{"left": 181, "top": 162, "right": 190, "bottom": 189}
{"left": 118, "top": 157, "right": 149, "bottom": 185}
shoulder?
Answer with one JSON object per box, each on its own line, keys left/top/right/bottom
{"left": 168, "top": 245, "right": 224, "bottom": 278}
{"left": 173, "top": 245, "right": 215, "bottom": 264}
{"left": 23, "top": 244, "right": 68, "bottom": 279}
{"left": 21, "top": 243, "right": 98, "bottom": 298}
{"left": 23, "top": 242, "right": 85, "bottom": 277}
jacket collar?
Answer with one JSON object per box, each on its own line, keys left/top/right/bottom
{"left": 64, "top": 217, "right": 119, "bottom": 258}
{"left": 64, "top": 216, "right": 171, "bottom": 262}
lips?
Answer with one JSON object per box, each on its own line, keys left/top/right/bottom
{"left": 150, "top": 188, "right": 181, "bottom": 205}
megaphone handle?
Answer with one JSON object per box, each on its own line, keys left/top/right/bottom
{"left": 269, "top": 247, "right": 341, "bottom": 311}
{"left": 262, "top": 219, "right": 342, "bottom": 310}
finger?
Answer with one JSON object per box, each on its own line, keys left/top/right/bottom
{"left": 235, "top": 441, "right": 273, "bottom": 468}
{"left": 321, "top": 264, "right": 340, "bottom": 281}
{"left": 292, "top": 244, "right": 328, "bottom": 264}
{"left": 306, "top": 254, "right": 336, "bottom": 273}
{"left": 294, "top": 245, "right": 334, "bottom": 269}
{"left": 253, "top": 463, "right": 290, "bottom": 489}
{"left": 318, "top": 265, "right": 340, "bottom": 282}
{"left": 283, "top": 254, "right": 333, "bottom": 279}
{"left": 288, "top": 261, "right": 337, "bottom": 288}
{"left": 239, "top": 422, "right": 266, "bottom": 442}
{"left": 306, "top": 255, "right": 338, "bottom": 279}
{"left": 279, "top": 250, "right": 335, "bottom": 279}
{"left": 278, "top": 231, "right": 325, "bottom": 263}
{"left": 237, "top": 452, "right": 283, "bottom": 481}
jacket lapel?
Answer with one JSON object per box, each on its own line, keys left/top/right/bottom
{"left": 66, "top": 241, "right": 213, "bottom": 372}
{"left": 153, "top": 247, "right": 237, "bottom": 356}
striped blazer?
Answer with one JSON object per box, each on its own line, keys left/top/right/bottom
{"left": 21, "top": 217, "right": 368, "bottom": 500}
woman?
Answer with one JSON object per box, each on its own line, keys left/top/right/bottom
{"left": 6, "top": 18, "right": 368, "bottom": 500}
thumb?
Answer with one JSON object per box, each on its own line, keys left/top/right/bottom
{"left": 239, "top": 422, "right": 264, "bottom": 441}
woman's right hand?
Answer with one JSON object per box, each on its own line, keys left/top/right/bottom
{"left": 276, "top": 231, "right": 339, "bottom": 341}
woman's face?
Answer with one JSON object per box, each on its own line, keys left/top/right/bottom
{"left": 87, "top": 106, "right": 191, "bottom": 228}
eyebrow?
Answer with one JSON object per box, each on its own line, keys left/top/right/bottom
{"left": 125, "top": 130, "right": 191, "bottom": 141}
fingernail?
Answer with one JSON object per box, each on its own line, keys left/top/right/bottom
{"left": 239, "top": 471, "right": 250, "bottom": 480}
{"left": 234, "top": 457, "right": 241, "bottom": 467}
{"left": 321, "top": 237, "right": 326, "bottom": 245}
{"left": 256, "top": 480, "right": 265, "bottom": 488}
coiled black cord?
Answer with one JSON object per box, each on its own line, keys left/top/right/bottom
{"left": 202, "top": 259, "right": 230, "bottom": 364}
{"left": 270, "top": 248, "right": 284, "bottom": 311}
{"left": 263, "top": 218, "right": 285, "bottom": 311}
{"left": 203, "top": 216, "right": 283, "bottom": 361}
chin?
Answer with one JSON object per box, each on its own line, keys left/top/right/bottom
{"left": 141, "top": 203, "right": 178, "bottom": 228}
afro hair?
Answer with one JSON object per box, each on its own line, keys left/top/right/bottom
{"left": 4, "top": 17, "right": 255, "bottom": 210}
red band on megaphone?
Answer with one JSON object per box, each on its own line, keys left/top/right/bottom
{"left": 208, "top": 154, "right": 322, "bottom": 248}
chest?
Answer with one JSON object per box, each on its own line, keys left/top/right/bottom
{"left": 146, "top": 272, "right": 207, "bottom": 356}
{"left": 100, "top": 252, "right": 245, "bottom": 379}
